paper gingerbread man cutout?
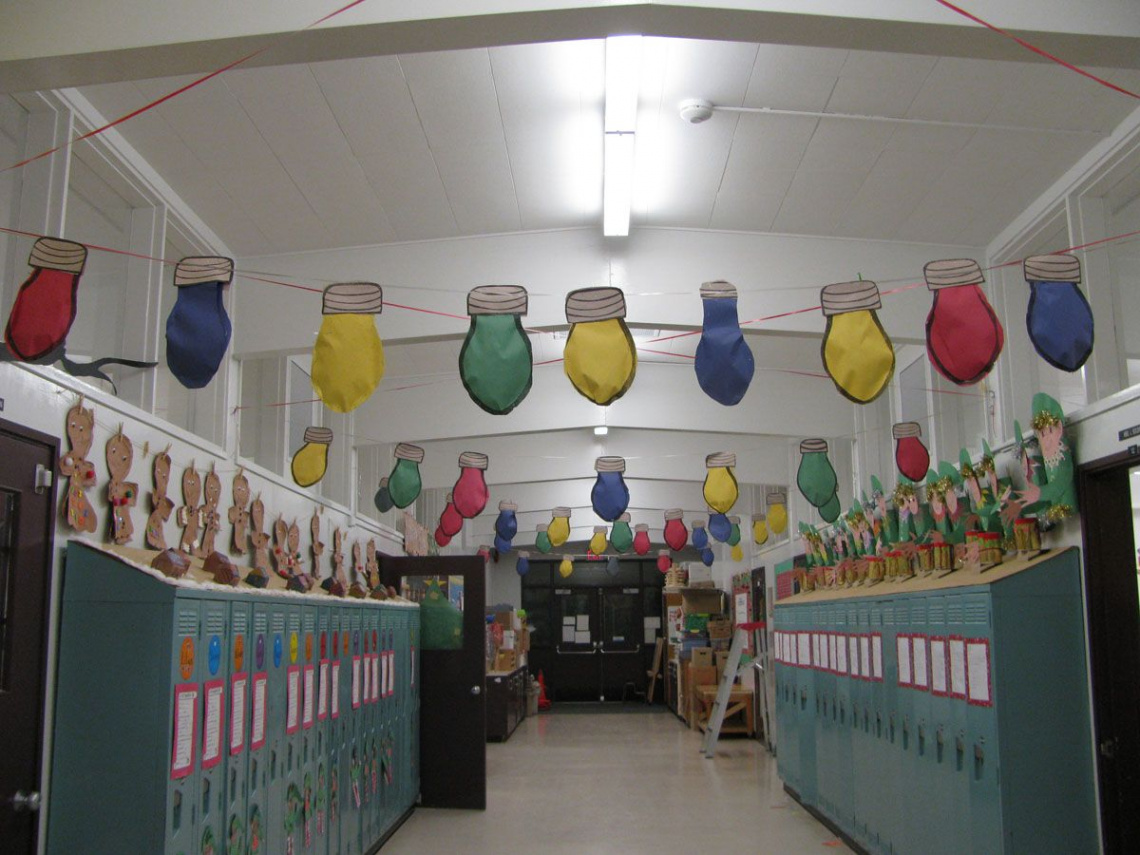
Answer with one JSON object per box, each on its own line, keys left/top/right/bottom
{"left": 332, "top": 528, "right": 346, "bottom": 585}
{"left": 365, "top": 539, "right": 379, "bottom": 588}
{"left": 229, "top": 470, "right": 251, "bottom": 554}
{"left": 311, "top": 511, "right": 324, "bottom": 577}
{"left": 196, "top": 466, "right": 222, "bottom": 558}
{"left": 272, "top": 517, "right": 292, "bottom": 579}
{"left": 105, "top": 430, "right": 138, "bottom": 545}
{"left": 58, "top": 400, "right": 97, "bottom": 533}
{"left": 248, "top": 495, "right": 270, "bottom": 576}
{"left": 146, "top": 448, "right": 174, "bottom": 549}
{"left": 177, "top": 465, "right": 202, "bottom": 554}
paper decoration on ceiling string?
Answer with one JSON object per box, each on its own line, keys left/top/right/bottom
{"left": 228, "top": 469, "right": 250, "bottom": 555}
{"left": 311, "top": 282, "right": 385, "bottom": 413}
{"left": 766, "top": 492, "right": 787, "bottom": 534}
{"left": 559, "top": 555, "right": 574, "bottom": 578}
{"left": 165, "top": 256, "right": 234, "bottom": 389}
{"left": 1023, "top": 254, "right": 1093, "bottom": 372}
{"left": 893, "top": 421, "right": 930, "bottom": 482}
{"left": 727, "top": 516, "right": 742, "bottom": 547}
{"left": 695, "top": 280, "right": 755, "bottom": 405}
{"left": 563, "top": 287, "right": 637, "bottom": 405}
{"left": 58, "top": 399, "right": 97, "bottom": 533}
{"left": 701, "top": 547, "right": 714, "bottom": 567}
{"left": 494, "top": 533, "right": 513, "bottom": 555}
{"left": 709, "top": 512, "right": 731, "bottom": 543}
{"left": 818, "top": 493, "right": 842, "bottom": 523}
{"left": 606, "top": 555, "right": 620, "bottom": 577}
{"left": 373, "top": 477, "right": 394, "bottom": 513}
{"left": 495, "top": 501, "right": 518, "bottom": 542}
{"left": 291, "top": 426, "right": 333, "bottom": 487}
{"left": 589, "top": 526, "right": 608, "bottom": 555}
{"left": 752, "top": 513, "right": 768, "bottom": 546}
{"left": 246, "top": 496, "right": 271, "bottom": 585}
{"left": 435, "top": 526, "right": 452, "bottom": 548}
{"left": 477, "top": 544, "right": 492, "bottom": 564}
{"left": 820, "top": 280, "right": 895, "bottom": 404}
{"left": 177, "top": 464, "right": 202, "bottom": 554}
{"left": 439, "top": 493, "right": 463, "bottom": 538}
{"left": 611, "top": 513, "right": 634, "bottom": 553}
{"left": 516, "top": 552, "right": 531, "bottom": 577}
{"left": 105, "top": 428, "right": 137, "bottom": 545}
{"left": 731, "top": 543, "right": 744, "bottom": 562}
{"left": 663, "top": 508, "right": 688, "bottom": 551}
{"left": 548, "top": 507, "right": 571, "bottom": 547}
{"left": 703, "top": 452, "right": 739, "bottom": 514}
{"left": 452, "top": 452, "right": 490, "bottom": 518}
{"left": 632, "top": 523, "right": 651, "bottom": 555}
{"left": 460, "top": 285, "right": 533, "bottom": 414}
{"left": 146, "top": 447, "right": 174, "bottom": 550}
{"left": 196, "top": 466, "right": 222, "bottom": 558}
{"left": 691, "top": 519, "right": 709, "bottom": 550}
{"left": 4, "top": 238, "right": 86, "bottom": 361}
{"left": 535, "top": 523, "right": 554, "bottom": 554}
{"left": 656, "top": 550, "right": 671, "bottom": 573}
{"left": 387, "top": 443, "right": 424, "bottom": 509}
{"left": 591, "top": 456, "right": 630, "bottom": 521}
{"left": 1013, "top": 393, "right": 1078, "bottom": 524}
{"left": 797, "top": 438, "right": 839, "bottom": 510}
{"left": 924, "top": 259, "right": 1004, "bottom": 385}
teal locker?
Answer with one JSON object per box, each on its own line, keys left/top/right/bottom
{"left": 944, "top": 593, "right": 971, "bottom": 855}
{"left": 265, "top": 603, "right": 289, "bottom": 855}
{"left": 832, "top": 605, "right": 853, "bottom": 831}
{"left": 851, "top": 601, "right": 873, "bottom": 850}
{"left": 362, "top": 607, "right": 379, "bottom": 845}
{"left": 314, "top": 605, "right": 331, "bottom": 855}
{"left": 326, "top": 608, "right": 343, "bottom": 855}
{"left": 909, "top": 597, "right": 936, "bottom": 855}
{"left": 342, "top": 607, "right": 363, "bottom": 855}
{"left": 380, "top": 609, "right": 394, "bottom": 835}
{"left": 797, "top": 608, "right": 817, "bottom": 807}
{"left": 923, "top": 594, "right": 957, "bottom": 855}
{"left": 409, "top": 609, "right": 421, "bottom": 806}
{"left": 247, "top": 601, "right": 273, "bottom": 855}
{"left": 299, "top": 605, "right": 317, "bottom": 854}
{"left": 962, "top": 592, "right": 1001, "bottom": 855}
{"left": 197, "top": 597, "right": 230, "bottom": 855}
{"left": 169, "top": 599, "right": 202, "bottom": 855}
{"left": 225, "top": 600, "right": 252, "bottom": 855}
{"left": 815, "top": 605, "right": 836, "bottom": 823}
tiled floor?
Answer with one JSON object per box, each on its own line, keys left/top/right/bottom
{"left": 384, "top": 707, "right": 852, "bottom": 854}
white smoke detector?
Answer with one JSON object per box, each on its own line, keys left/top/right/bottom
{"left": 679, "top": 98, "right": 714, "bottom": 124}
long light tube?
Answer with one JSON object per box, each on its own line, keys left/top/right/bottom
{"left": 603, "top": 35, "right": 641, "bottom": 237}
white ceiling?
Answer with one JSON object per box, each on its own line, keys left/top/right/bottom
{"left": 74, "top": 37, "right": 1140, "bottom": 257}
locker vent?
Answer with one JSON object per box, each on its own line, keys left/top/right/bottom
{"left": 882, "top": 607, "right": 894, "bottom": 625}
{"left": 911, "top": 605, "right": 926, "bottom": 625}
{"left": 895, "top": 605, "right": 909, "bottom": 624}
{"left": 847, "top": 609, "right": 857, "bottom": 625}
{"left": 271, "top": 613, "right": 285, "bottom": 633}
{"left": 207, "top": 612, "right": 225, "bottom": 633}
{"left": 254, "top": 613, "right": 268, "bottom": 633}
{"left": 965, "top": 602, "right": 989, "bottom": 625}
{"left": 303, "top": 612, "right": 316, "bottom": 632}
{"left": 178, "top": 610, "right": 198, "bottom": 636}
{"left": 233, "top": 611, "right": 248, "bottom": 633}
{"left": 929, "top": 604, "right": 945, "bottom": 624}
{"left": 288, "top": 613, "right": 301, "bottom": 632}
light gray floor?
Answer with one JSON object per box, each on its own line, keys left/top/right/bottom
{"left": 384, "top": 708, "right": 853, "bottom": 854}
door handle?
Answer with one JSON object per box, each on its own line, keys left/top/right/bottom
{"left": 470, "top": 685, "right": 481, "bottom": 696}
{"left": 10, "top": 790, "right": 41, "bottom": 812}
{"left": 1100, "top": 738, "right": 1119, "bottom": 759}
{"left": 556, "top": 646, "right": 598, "bottom": 655}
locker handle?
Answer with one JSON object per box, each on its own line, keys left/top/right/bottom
{"left": 974, "top": 743, "right": 984, "bottom": 761}
{"left": 936, "top": 728, "right": 945, "bottom": 746}
{"left": 955, "top": 736, "right": 965, "bottom": 753}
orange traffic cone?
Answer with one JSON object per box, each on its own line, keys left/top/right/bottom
{"left": 537, "top": 669, "right": 552, "bottom": 711}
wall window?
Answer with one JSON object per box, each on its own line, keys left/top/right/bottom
{"left": 1106, "top": 166, "right": 1140, "bottom": 387}
{"left": 0, "top": 96, "right": 28, "bottom": 310}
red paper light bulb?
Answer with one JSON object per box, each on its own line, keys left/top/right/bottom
{"left": 663, "top": 508, "right": 688, "bottom": 552}
{"left": 656, "top": 550, "right": 672, "bottom": 574}
{"left": 893, "top": 422, "right": 930, "bottom": 482}
{"left": 439, "top": 492, "right": 463, "bottom": 537}
{"left": 434, "top": 527, "right": 451, "bottom": 547}
{"left": 452, "top": 452, "right": 489, "bottom": 519}
{"left": 924, "top": 259, "right": 1004, "bottom": 385}
{"left": 633, "top": 524, "right": 651, "bottom": 556}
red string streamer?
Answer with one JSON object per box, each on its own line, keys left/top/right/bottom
{"left": 932, "top": 0, "right": 1140, "bottom": 100}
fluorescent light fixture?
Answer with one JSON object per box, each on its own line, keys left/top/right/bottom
{"left": 603, "top": 133, "right": 635, "bottom": 236}
{"left": 594, "top": 425, "right": 609, "bottom": 436}
{"left": 603, "top": 35, "right": 641, "bottom": 237}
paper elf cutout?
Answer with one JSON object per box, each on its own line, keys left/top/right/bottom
{"left": 387, "top": 443, "right": 424, "bottom": 509}
{"left": 820, "top": 280, "right": 895, "bottom": 404}
{"left": 563, "top": 287, "right": 637, "bottom": 405}
{"left": 1023, "top": 254, "right": 1093, "bottom": 372}
{"left": 798, "top": 438, "right": 839, "bottom": 508}
{"left": 694, "top": 280, "right": 754, "bottom": 405}
{"left": 373, "top": 477, "right": 394, "bottom": 514}
{"left": 311, "top": 282, "right": 385, "bottom": 413}
{"left": 548, "top": 507, "right": 571, "bottom": 547}
{"left": 870, "top": 476, "right": 899, "bottom": 547}
{"left": 439, "top": 492, "right": 463, "bottom": 538}
{"left": 105, "top": 428, "right": 138, "bottom": 545}
{"left": 452, "top": 452, "right": 490, "bottom": 518}
{"left": 924, "top": 259, "right": 1004, "bottom": 385}
{"left": 663, "top": 508, "right": 688, "bottom": 551}
{"left": 703, "top": 452, "right": 739, "bottom": 513}
{"left": 534, "top": 523, "right": 553, "bottom": 554}
{"left": 58, "top": 400, "right": 97, "bottom": 533}
{"left": 709, "top": 512, "right": 731, "bottom": 543}
{"left": 606, "top": 555, "right": 620, "bottom": 577}
{"left": 691, "top": 519, "right": 709, "bottom": 550}
{"left": 591, "top": 456, "right": 629, "bottom": 521}
{"left": 146, "top": 447, "right": 174, "bottom": 549}
{"left": 752, "top": 513, "right": 768, "bottom": 545}
{"left": 272, "top": 517, "right": 296, "bottom": 579}
{"left": 610, "top": 513, "right": 634, "bottom": 553}
{"left": 893, "top": 421, "right": 930, "bottom": 482}
{"left": 177, "top": 464, "right": 202, "bottom": 554}
{"left": 460, "top": 285, "right": 533, "bottom": 414}
{"left": 960, "top": 447, "right": 1001, "bottom": 535}
{"left": 632, "top": 523, "right": 651, "bottom": 555}
{"left": 196, "top": 465, "right": 222, "bottom": 558}
{"left": 1012, "top": 393, "right": 1078, "bottom": 524}
{"left": 656, "top": 550, "right": 671, "bottom": 573}
{"left": 589, "top": 526, "right": 608, "bottom": 555}
{"left": 291, "top": 427, "right": 333, "bottom": 488}
{"left": 559, "top": 555, "right": 574, "bottom": 578}
{"left": 516, "top": 551, "right": 531, "bottom": 577}
{"left": 926, "top": 466, "right": 966, "bottom": 545}
{"left": 5, "top": 238, "right": 87, "bottom": 360}
{"left": 228, "top": 469, "right": 251, "bottom": 554}
{"left": 165, "top": 256, "right": 234, "bottom": 389}
{"left": 766, "top": 491, "right": 788, "bottom": 534}
{"left": 247, "top": 495, "right": 271, "bottom": 583}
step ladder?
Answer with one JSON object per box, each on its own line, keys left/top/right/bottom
{"left": 700, "top": 621, "right": 765, "bottom": 759}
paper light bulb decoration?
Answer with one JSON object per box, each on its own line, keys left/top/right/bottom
{"left": 459, "top": 285, "right": 533, "bottom": 414}
{"left": 701, "top": 547, "right": 715, "bottom": 567}
{"left": 535, "top": 524, "right": 553, "bottom": 554}
{"left": 820, "top": 280, "right": 895, "bottom": 404}
{"left": 478, "top": 544, "right": 492, "bottom": 563}
{"left": 610, "top": 513, "right": 634, "bottom": 553}
{"left": 589, "top": 526, "right": 608, "bottom": 555}
{"left": 4, "top": 238, "right": 87, "bottom": 361}
{"left": 731, "top": 543, "right": 744, "bottom": 562}
{"left": 164, "top": 256, "right": 234, "bottom": 389}
{"left": 819, "top": 493, "right": 842, "bottom": 523}
{"left": 495, "top": 501, "right": 518, "bottom": 541}
{"left": 923, "top": 259, "right": 1004, "bottom": 385}
{"left": 694, "top": 280, "right": 755, "bottom": 406}
{"left": 548, "top": 507, "right": 571, "bottom": 547}
{"left": 798, "top": 439, "right": 839, "bottom": 508}
{"left": 516, "top": 552, "right": 531, "bottom": 577}
{"left": 494, "top": 533, "right": 513, "bottom": 554}
{"left": 766, "top": 492, "right": 788, "bottom": 534}
{"left": 663, "top": 509, "right": 688, "bottom": 552}
{"left": 606, "top": 556, "right": 620, "bottom": 577}
{"left": 893, "top": 422, "right": 930, "bottom": 483}
{"left": 452, "top": 452, "right": 490, "bottom": 518}
{"left": 387, "top": 443, "right": 425, "bottom": 509}
{"left": 752, "top": 513, "right": 768, "bottom": 545}
{"left": 691, "top": 520, "right": 709, "bottom": 550}
{"left": 374, "top": 477, "right": 394, "bottom": 513}
{"left": 727, "top": 516, "right": 742, "bottom": 547}
{"left": 311, "top": 282, "right": 385, "bottom": 413}
{"left": 656, "top": 550, "right": 671, "bottom": 573}
{"left": 709, "top": 512, "right": 732, "bottom": 543}
{"left": 290, "top": 426, "right": 333, "bottom": 487}
{"left": 434, "top": 527, "right": 451, "bottom": 548}
{"left": 439, "top": 493, "right": 463, "bottom": 538}
{"left": 703, "top": 452, "right": 739, "bottom": 514}
{"left": 632, "top": 524, "right": 651, "bottom": 555}
{"left": 559, "top": 555, "right": 574, "bottom": 578}
{"left": 563, "top": 287, "right": 637, "bottom": 405}
{"left": 591, "top": 456, "right": 630, "bottom": 521}
{"left": 1023, "top": 254, "right": 1093, "bottom": 372}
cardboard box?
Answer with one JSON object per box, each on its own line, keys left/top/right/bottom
{"left": 692, "top": 648, "right": 714, "bottom": 668}
{"left": 493, "top": 649, "right": 517, "bottom": 672}
{"left": 683, "top": 663, "right": 718, "bottom": 728}
{"left": 708, "top": 618, "right": 733, "bottom": 640}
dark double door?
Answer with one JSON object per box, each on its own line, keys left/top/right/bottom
{"left": 551, "top": 586, "right": 647, "bottom": 702}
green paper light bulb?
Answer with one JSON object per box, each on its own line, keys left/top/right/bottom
{"left": 459, "top": 285, "right": 533, "bottom": 414}
{"left": 387, "top": 443, "right": 424, "bottom": 509}
{"left": 797, "top": 439, "right": 839, "bottom": 508}
{"left": 535, "top": 524, "right": 553, "bottom": 554}
{"left": 727, "top": 516, "right": 742, "bottom": 547}
{"left": 819, "top": 494, "right": 842, "bottom": 523}
{"left": 610, "top": 513, "right": 634, "bottom": 553}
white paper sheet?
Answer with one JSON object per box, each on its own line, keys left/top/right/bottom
{"left": 912, "top": 637, "right": 929, "bottom": 688}
{"left": 828, "top": 635, "right": 837, "bottom": 671}
{"left": 860, "top": 636, "right": 871, "bottom": 679}
{"left": 949, "top": 639, "right": 967, "bottom": 697}
{"left": 836, "top": 635, "right": 848, "bottom": 674}
{"left": 563, "top": 616, "right": 575, "bottom": 625}
{"left": 930, "top": 639, "right": 948, "bottom": 695}
{"left": 203, "top": 682, "right": 224, "bottom": 764}
{"left": 645, "top": 617, "right": 661, "bottom": 629}
{"left": 576, "top": 615, "right": 589, "bottom": 631}
{"left": 644, "top": 628, "right": 657, "bottom": 645}
{"left": 171, "top": 686, "right": 197, "bottom": 777}
{"left": 575, "top": 630, "right": 591, "bottom": 644}
{"left": 251, "top": 676, "right": 267, "bottom": 748}
{"left": 897, "top": 636, "right": 912, "bottom": 685}
{"left": 230, "top": 676, "right": 247, "bottom": 753}
{"left": 849, "top": 637, "right": 860, "bottom": 677}
{"left": 966, "top": 640, "right": 991, "bottom": 704}
{"left": 872, "top": 635, "right": 883, "bottom": 680}
{"left": 302, "top": 666, "right": 315, "bottom": 727}
{"left": 352, "top": 656, "right": 362, "bottom": 708}
{"left": 363, "top": 653, "right": 372, "bottom": 703}
{"left": 562, "top": 626, "right": 576, "bottom": 643}
{"left": 331, "top": 663, "right": 340, "bottom": 718}
{"left": 318, "top": 662, "right": 329, "bottom": 720}
{"left": 372, "top": 653, "right": 382, "bottom": 701}
{"left": 798, "top": 632, "right": 810, "bottom": 665}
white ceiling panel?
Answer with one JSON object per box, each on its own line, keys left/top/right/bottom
{"left": 742, "top": 44, "right": 847, "bottom": 112}
{"left": 771, "top": 167, "right": 869, "bottom": 236}
{"left": 355, "top": 152, "right": 459, "bottom": 241}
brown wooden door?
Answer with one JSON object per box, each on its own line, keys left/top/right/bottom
{"left": 0, "top": 420, "right": 58, "bottom": 854}
{"left": 380, "top": 555, "right": 486, "bottom": 810}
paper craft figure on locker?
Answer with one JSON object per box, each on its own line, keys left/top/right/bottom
{"left": 563, "top": 287, "right": 637, "bottom": 405}
{"left": 365, "top": 539, "right": 380, "bottom": 589}
{"left": 228, "top": 469, "right": 251, "bottom": 554}
{"left": 165, "top": 256, "right": 234, "bottom": 389}
{"left": 246, "top": 495, "right": 271, "bottom": 584}
{"left": 105, "top": 428, "right": 138, "bottom": 545}
{"left": 285, "top": 519, "right": 312, "bottom": 592}
{"left": 1023, "top": 254, "right": 1093, "bottom": 373}
{"left": 311, "top": 282, "right": 385, "bottom": 413}
{"left": 195, "top": 465, "right": 222, "bottom": 558}
{"left": 310, "top": 510, "right": 324, "bottom": 578}
{"left": 145, "top": 446, "right": 174, "bottom": 549}
{"left": 348, "top": 539, "right": 368, "bottom": 598}
{"left": 272, "top": 516, "right": 301, "bottom": 579}
{"left": 177, "top": 463, "right": 202, "bottom": 554}
{"left": 1010, "top": 393, "right": 1078, "bottom": 524}
{"left": 332, "top": 528, "right": 350, "bottom": 592}
{"left": 58, "top": 399, "right": 97, "bottom": 533}
{"left": 460, "top": 285, "right": 533, "bottom": 414}
{"left": 694, "top": 280, "right": 755, "bottom": 405}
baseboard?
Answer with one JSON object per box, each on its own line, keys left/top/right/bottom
{"left": 366, "top": 805, "right": 415, "bottom": 853}
{"left": 784, "top": 784, "right": 870, "bottom": 855}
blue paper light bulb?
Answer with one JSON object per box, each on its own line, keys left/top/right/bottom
{"left": 606, "top": 556, "right": 620, "bottom": 577}
{"left": 694, "top": 280, "right": 755, "bottom": 406}
{"left": 709, "top": 512, "right": 732, "bottom": 543}
{"left": 701, "top": 547, "right": 715, "bottom": 567}
{"left": 691, "top": 520, "right": 709, "bottom": 550}
{"left": 516, "top": 552, "right": 530, "bottom": 577}
{"left": 494, "top": 533, "right": 513, "bottom": 554}
{"left": 1023, "top": 254, "right": 1093, "bottom": 372}
{"left": 494, "top": 500, "right": 518, "bottom": 541}
{"left": 165, "top": 257, "right": 234, "bottom": 389}
{"left": 590, "top": 456, "right": 629, "bottom": 521}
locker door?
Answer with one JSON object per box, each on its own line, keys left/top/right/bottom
{"left": 314, "top": 605, "right": 331, "bottom": 855}
{"left": 165, "top": 597, "right": 201, "bottom": 855}
{"left": 867, "top": 599, "right": 889, "bottom": 855}
{"left": 343, "top": 607, "right": 363, "bottom": 855}
{"left": 225, "top": 599, "right": 251, "bottom": 855}
{"left": 247, "top": 601, "right": 272, "bottom": 855}
{"left": 282, "top": 604, "right": 304, "bottom": 854}
{"left": 298, "top": 605, "right": 318, "bottom": 854}
{"left": 265, "top": 604, "right": 288, "bottom": 855}
{"left": 963, "top": 592, "right": 1001, "bottom": 854}
{"left": 326, "top": 607, "right": 343, "bottom": 855}
{"left": 398, "top": 608, "right": 411, "bottom": 816}
{"left": 375, "top": 606, "right": 389, "bottom": 839}
{"left": 925, "top": 595, "right": 955, "bottom": 855}
{"left": 363, "top": 607, "right": 380, "bottom": 846}
{"left": 797, "top": 607, "right": 817, "bottom": 808}
{"left": 197, "top": 598, "right": 230, "bottom": 855}
{"left": 816, "top": 605, "right": 835, "bottom": 821}
{"left": 852, "top": 601, "right": 873, "bottom": 850}
{"left": 909, "top": 595, "right": 936, "bottom": 855}
{"left": 944, "top": 593, "right": 971, "bottom": 855}
{"left": 409, "top": 608, "right": 420, "bottom": 804}
{"left": 832, "top": 605, "right": 853, "bottom": 831}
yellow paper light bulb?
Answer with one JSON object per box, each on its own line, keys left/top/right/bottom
{"left": 820, "top": 280, "right": 895, "bottom": 404}
{"left": 752, "top": 513, "right": 769, "bottom": 545}
{"left": 311, "top": 282, "right": 385, "bottom": 413}
{"left": 548, "top": 506, "right": 571, "bottom": 547}
{"left": 703, "top": 452, "right": 739, "bottom": 514}
{"left": 589, "top": 526, "right": 608, "bottom": 555}
{"left": 290, "top": 426, "right": 333, "bottom": 487}
{"left": 767, "top": 491, "right": 788, "bottom": 534}
{"left": 559, "top": 555, "right": 574, "bottom": 578}
{"left": 563, "top": 287, "right": 637, "bottom": 405}
{"left": 731, "top": 543, "right": 744, "bottom": 562}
